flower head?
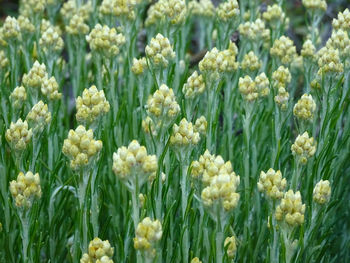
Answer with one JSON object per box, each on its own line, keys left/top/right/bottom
{"left": 293, "top": 94, "right": 316, "bottom": 121}
{"left": 145, "top": 33, "right": 175, "bottom": 68}
{"left": 291, "top": 132, "right": 316, "bottom": 164}
{"left": 313, "top": 180, "right": 331, "bottom": 205}
{"left": 80, "top": 237, "right": 114, "bottom": 263}
{"left": 275, "top": 190, "right": 305, "bottom": 227}
{"left": 258, "top": 168, "right": 287, "bottom": 199}
{"left": 5, "top": 119, "right": 32, "bottom": 151}
{"left": 134, "top": 217, "right": 162, "bottom": 257}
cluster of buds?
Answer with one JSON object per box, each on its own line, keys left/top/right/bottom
{"left": 41, "top": 76, "right": 62, "bottom": 100}
{"left": 270, "top": 36, "right": 297, "bottom": 65}
{"left": 313, "top": 180, "right": 331, "bottom": 205}
{"left": 272, "top": 66, "right": 291, "bottom": 110}
{"left": 194, "top": 116, "right": 207, "bottom": 135}
{"left": 39, "top": 25, "right": 64, "bottom": 55}
{"left": 238, "top": 19, "right": 270, "bottom": 42}
{"left": 5, "top": 119, "right": 32, "bottom": 151}
{"left": 216, "top": 0, "right": 240, "bottom": 23}
{"left": 66, "top": 14, "right": 90, "bottom": 36}
{"left": 302, "top": 0, "right": 327, "bottom": 13}
{"left": 134, "top": 217, "right": 163, "bottom": 257}
{"left": 62, "top": 125, "right": 103, "bottom": 170}
{"left": 317, "top": 47, "right": 344, "bottom": 75}
{"left": 145, "top": 34, "right": 175, "bottom": 68}
{"left": 26, "top": 100, "right": 52, "bottom": 134}
{"left": 22, "top": 61, "right": 48, "bottom": 90}
{"left": 145, "top": 0, "right": 186, "bottom": 27}
{"left": 293, "top": 94, "right": 316, "bottom": 121}
{"left": 262, "top": 4, "right": 286, "bottom": 24}
{"left": 258, "top": 169, "right": 287, "bottom": 199}
{"left": 241, "top": 51, "right": 262, "bottom": 73}
{"left": 291, "top": 132, "right": 316, "bottom": 164}
{"left": 86, "top": 24, "right": 126, "bottom": 58}
{"left": 224, "top": 236, "right": 237, "bottom": 258}
{"left": 182, "top": 71, "right": 205, "bottom": 99}
{"left": 76, "top": 85, "right": 110, "bottom": 126}
{"left": 326, "top": 30, "right": 350, "bottom": 60}
{"left": 10, "top": 86, "right": 27, "bottom": 109}
{"left": 201, "top": 172, "right": 240, "bottom": 211}
{"left": 216, "top": 42, "right": 239, "bottom": 73}
{"left": 238, "top": 73, "right": 270, "bottom": 101}
{"left": 0, "top": 50, "right": 9, "bottom": 70}
{"left": 60, "top": 0, "right": 92, "bottom": 23}
{"left": 191, "top": 150, "right": 234, "bottom": 185}
{"left": 9, "top": 172, "right": 42, "bottom": 209}
{"left": 275, "top": 190, "right": 305, "bottom": 227}
{"left": 20, "top": 0, "right": 46, "bottom": 17}
{"left": 332, "top": 9, "right": 350, "bottom": 32}
{"left": 170, "top": 118, "right": 201, "bottom": 150}
{"left": 144, "top": 84, "right": 180, "bottom": 131}
{"left": 112, "top": 140, "right": 157, "bottom": 187}
{"left": 17, "top": 16, "right": 35, "bottom": 36}
{"left": 0, "top": 16, "right": 21, "bottom": 44}
{"left": 189, "top": 0, "right": 215, "bottom": 18}
{"left": 80, "top": 238, "right": 114, "bottom": 263}
{"left": 301, "top": 40, "right": 316, "bottom": 61}
{"left": 131, "top": 57, "right": 148, "bottom": 75}
{"left": 99, "top": 0, "right": 137, "bottom": 21}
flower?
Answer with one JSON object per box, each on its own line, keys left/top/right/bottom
{"left": 26, "top": 100, "right": 52, "bottom": 134}
{"left": 5, "top": 119, "right": 32, "bottom": 151}
{"left": 80, "top": 237, "right": 114, "bottom": 263}
{"left": 313, "top": 180, "right": 331, "bottom": 204}
{"left": 216, "top": 0, "right": 240, "bottom": 22}
{"left": 183, "top": 71, "right": 205, "bottom": 99}
{"left": 258, "top": 168, "right": 287, "bottom": 199}
{"left": 170, "top": 118, "right": 201, "bottom": 148}
{"left": 275, "top": 190, "right": 305, "bottom": 226}
{"left": 145, "top": 33, "right": 175, "bottom": 68}
{"left": 291, "top": 132, "right": 316, "bottom": 164}
{"left": 10, "top": 86, "right": 27, "bottom": 109}
{"left": 270, "top": 36, "right": 297, "bottom": 65}
{"left": 134, "top": 217, "right": 162, "bottom": 256}
{"left": 22, "top": 61, "right": 48, "bottom": 90}
{"left": 293, "top": 94, "right": 316, "bottom": 121}
{"left": 224, "top": 236, "right": 237, "bottom": 258}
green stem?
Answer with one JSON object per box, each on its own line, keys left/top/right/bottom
{"left": 20, "top": 211, "right": 30, "bottom": 263}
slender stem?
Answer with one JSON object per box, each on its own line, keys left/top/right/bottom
{"left": 78, "top": 171, "right": 89, "bottom": 253}
{"left": 20, "top": 211, "right": 30, "bottom": 263}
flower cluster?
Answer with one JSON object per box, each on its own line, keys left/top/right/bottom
{"left": 291, "top": 132, "right": 316, "bottom": 164}
{"left": 0, "top": 16, "right": 21, "bottom": 44}
{"left": 262, "top": 4, "right": 286, "bottom": 24}
{"left": 170, "top": 118, "right": 201, "bottom": 149}
{"left": 238, "top": 73, "right": 270, "bottom": 101}
{"left": 258, "top": 168, "right": 287, "bottom": 199}
{"left": 216, "top": 0, "right": 240, "bottom": 23}
{"left": 62, "top": 125, "right": 103, "bottom": 170}
{"left": 272, "top": 66, "right": 291, "bottom": 110}
{"left": 332, "top": 8, "right": 350, "bottom": 32}
{"left": 182, "top": 71, "right": 205, "bottom": 99}
{"left": 22, "top": 61, "right": 48, "bottom": 90}
{"left": 131, "top": 57, "right": 148, "bottom": 75}
{"left": 26, "top": 100, "right": 52, "bottom": 134}
{"left": 301, "top": 40, "right": 316, "bottom": 60}
{"left": 76, "top": 85, "right": 110, "bottom": 125}
{"left": 134, "top": 217, "right": 162, "bottom": 256}
{"left": 10, "top": 86, "right": 27, "bottom": 109}
{"left": 86, "top": 24, "right": 126, "bottom": 58}
{"left": 66, "top": 14, "right": 90, "bottom": 36}
{"left": 39, "top": 25, "right": 64, "bottom": 55}
{"left": 145, "top": 33, "right": 175, "bottom": 68}
{"left": 9, "top": 172, "right": 42, "bottom": 209}
{"left": 238, "top": 19, "right": 270, "bottom": 42}
{"left": 313, "top": 180, "right": 331, "bottom": 205}
{"left": 293, "top": 94, "right": 316, "bottom": 121}
{"left": 80, "top": 238, "right": 114, "bottom": 263}
{"left": 270, "top": 36, "right": 297, "bottom": 65}
{"left": 194, "top": 116, "right": 207, "bottom": 135}
{"left": 5, "top": 119, "right": 32, "bottom": 151}
{"left": 275, "top": 190, "right": 305, "bottom": 226}
{"left": 41, "top": 76, "right": 62, "bottom": 100}
{"left": 241, "top": 51, "right": 262, "bottom": 73}
{"left": 317, "top": 47, "right": 344, "bottom": 75}
{"left": 302, "top": 0, "right": 327, "bottom": 12}
{"left": 326, "top": 30, "right": 350, "bottom": 59}
{"left": 189, "top": 0, "right": 215, "bottom": 18}
{"left": 99, "top": 0, "right": 137, "bottom": 21}
{"left": 112, "top": 140, "right": 157, "bottom": 184}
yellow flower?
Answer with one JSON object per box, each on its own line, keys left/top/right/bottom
{"left": 41, "top": 76, "right": 62, "bottom": 100}
{"left": 9, "top": 171, "right": 42, "bottom": 209}
{"left": 241, "top": 51, "right": 262, "bottom": 72}
{"left": 238, "top": 19, "right": 270, "bottom": 42}
{"left": 134, "top": 217, "right": 162, "bottom": 256}
{"left": 291, "top": 132, "right": 316, "bottom": 164}
{"left": 317, "top": 46, "right": 344, "bottom": 75}
{"left": 302, "top": 0, "right": 327, "bottom": 12}
{"left": 26, "top": 100, "right": 52, "bottom": 134}
{"left": 270, "top": 36, "right": 297, "bottom": 65}
{"left": 262, "top": 4, "right": 286, "bottom": 24}
{"left": 293, "top": 94, "right": 316, "bottom": 121}
{"left": 145, "top": 33, "right": 175, "bottom": 68}
{"left": 275, "top": 190, "right": 305, "bottom": 227}
{"left": 216, "top": 0, "right": 240, "bottom": 22}
{"left": 66, "top": 14, "right": 90, "bottom": 35}
{"left": 313, "top": 180, "right": 331, "bottom": 204}
{"left": 332, "top": 9, "right": 350, "bottom": 32}
{"left": 22, "top": 61, "right": 48, "bottom": 90}
{"left": 258, "top": 168, "right": 287, "bottom": 199}
{"left": 170, "top": 118, "right": 201, "bottom": 148}
{"left": 5, "top": 119, "right": 32, "bottom": 151}
{"left": 131, "top": 57, "right": 148, "bottom": 75}
{"left": 183, "top": 71, "right": 205, "bottom": 99}
{"left": 10, "top": 86, "right": 27, "bottom": 109}
{"left": 81, "top": 237, "right": 114, "bottom": 263}
{"left": 301, "top": 40, "right": 316, "bottom": 60}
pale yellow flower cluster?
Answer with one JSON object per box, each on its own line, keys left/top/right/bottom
{"left": 270, "top": 36, "right": 297, "bottom": 65}
{"left": 9, "top": 171, "right": 42, "bottom": 209}
{"left": 262, "top": 4, "right": 286, "bottom": 24}
{"left": 201, "top": 172, "right": 240, "bottom": 211}
{"left": 272, "top": 66, "right": 291, "bottom": 89}
{"left": 26, "top": 100, "right": 52, "bottom": 134}
{"left": 18, "top": 16, "right": 35, "bottom": 35}
{"left": 216, "top": 0, "right": 240, "bottom": 23}
{"left": 66, "top": 14, "right": 90, "bottom": 36}
{"left": 22, "top": 61, "right": 48, "bottom": 90}
{"left": 313, "top": 180, "right": 331, "bottom": 205}
{"left": 183, "top": 71, "right": 205, "bottom": 99}
{"left": 0, "top": 50, "right": 9, "bottom": 69}
{"left": 258, "top": 168, "right": 287, "bottom": 199}
{"left": 39, "top": 25, "right": 64, "bottom": 54}
{"left": 302, "top": 0, "right": 327, "bottom": 12}
{"left": 134, "top": 217, "right": 162, "bottom": 256}
{"left": 80, "top": 237, "right": 114, "bottom": 263}
{"left": 238, "top": 19, "right": 270, "bottom": 42}
{"left": 0, "top": 16, "right": 21, "bottom": 43}
{"left": 146, "top": 84, "right": 180, "bottom": 119}
{"left": 60, "top": 0, "right": 92, "bottom": 23}
{"left": 62, "top": 125, "right": 103, "bottom": 170}
{"left": 76, "top": 85, "right": 110, "bottom": 125}
{"left": 99, "top": 0, "right": 138, "bottom": 21}
{"left": 145, "top": 33, "right": 176, "bottom": 68}
{"left": 301, "top": 40, "right": 316, "bottom": 60}
{"left": 131, "top": 57, "right": 148, "bottom": 75}
{"left": 145, "top": 0, "right": 186, "bottom": 26}
{"left": 190, "top": 257, "right": 202, "bottom": 263}
{"left": 326, "top": 30, "right": 350, "bottom": 59}
{"left": 317, "top": 46, "right": 344, "bottom": 75}
{"left": 198, "top": 47, "right": 220, "bottom": 75}
{"left": 41, "top": 76, "right": 62, "bottom": 100}
{"left": 194, "top": 116, "right": 207, "bottom": 135}
{"left": 224, "top": 236, "right": 237, "bottom": 258}
{"left": 241, "top": 51, "right": 262, "bottom": 72}
{"left": 170, "top": 118, "right": 201, "bottom": 148}
{"left": 238, "top": 73, "right": 270, "bottom": 101}
{"left": 20, "top": 0, "right": 46, "bottom": 17}
{"left": 10, "top": 86, "right": 27, "bottom": 109}
{"left": 189, "top": 0, "right": 215, "bottom": 18}
{"left": 293, "top": 94, "right": 316, "bottom": 121}
{"left": 275, "top": 190, "right": 305, "bottom": 226}
{"left": 112, "top": 140, "right": 157, "bottom": 181}
{"left": 332, "top": 9, "right": 350, "bottom": 32}
{"left": 291, "top": 132, "right": 316, "bottom": 164}
{"left": 86, "top": 24, "right": 126, "bottom": 58}
{"left": 5, "top": 119, "right": 32, "bottom": 151}
{"left": 142, "top": 116, "right": 159, "bottom": 136}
